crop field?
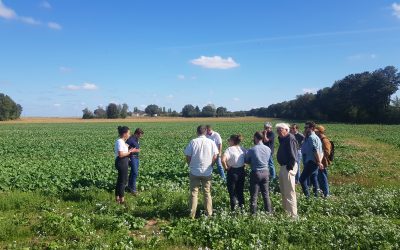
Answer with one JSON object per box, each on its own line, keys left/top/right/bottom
{"left": 0, "top": 120, "right": 399, "bottom": 249}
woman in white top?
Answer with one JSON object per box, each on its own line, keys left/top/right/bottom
{"left": 114, "top": 126, "right": 138, "bottom": 204}
{"left": 221, "top": 134, "right": 247, "bottom": 211}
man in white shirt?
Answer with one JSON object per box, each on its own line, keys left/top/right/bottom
{"left": 184, "top": 125, "right": 219, "bottom": 219}
{"left": 206, "top": 125, "right": 226, "bottom": 182}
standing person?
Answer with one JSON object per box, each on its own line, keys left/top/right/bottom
{"left": 221, "top": 134, "right": 246, "bottom": 211}
{"left": 276, "top": 123, "right": 299, "bottom": 218}
{"left": 245, "top": 131, "right": 273, "bottom": 215}
{"left": 299, "top": 121, "right": 323, "bottom": 198}
{"left": 262, "top": 122, "right": 276, "bottom": 179}
{"left": 315, "top": 125, "right": 331, "bottom": 198}
{"left": 126, "top": 128, "right": 144, "bottom": 195}
{"left": 290, "top": 124, "right": 305, "bottom": 184}
{"left": 114, "top": 126, "right": 137, "bottom": 204}
{"left": 206, "top": 125, "right": 226, "bottom": 182}
{"left": 184, "top": 125, "right": 219, "bottom": 219}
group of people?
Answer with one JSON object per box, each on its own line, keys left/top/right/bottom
{"left": 184, "top": 122, "right": 332, "bottom": 219}
{"left": 113, "top": 121, "right": 332, "bottom": 218}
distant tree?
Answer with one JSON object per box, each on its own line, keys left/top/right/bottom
{"left": 94, "top": 106, "right": 106, "bottom": 118}
{"left": 194, "top": 106, "right": 201, "bottom": 116}
{"left": 106, "top": 103, "right": 119, "bottom": 119}
{"left": 201, "top": 105, "right": 216, "bottom": 117}
{"left": 133, "top": 107, "right": 139, "bottom": 113}
{"left": 391, "top": 96, "right": 400, "bottom": 108}
{"left": 145, "top": 104, "right": 161, "bottom": 116}
{"left": 0, "top": 93, "right": 23, "bottom": 121}
{"left": 120, "top": 103, "right": 129, "bottom": 118}
{"left": 162, "top": 107, "right": 166, "bottom": 114}
{"left": 82, "top": 108, "right": 94, "bottom": 119}
{"left": 182, "top": 104, "right": 195, "bottom": 117}
{"left": 216, "top": 106, "right": 228, "bottom": 117}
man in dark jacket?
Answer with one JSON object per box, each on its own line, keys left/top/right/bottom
{"left": 276, "top": 123, "right": 298, "bottom": 218}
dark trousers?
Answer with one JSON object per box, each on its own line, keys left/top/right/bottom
{"left": 115, "top": 157, "right": 129, "bottom": 198}
{"left": 249, "top": 170, "right": 273, "bottom": 214}
{"left": 226, "top": 167, "right": 245, "bottom": 210}
{"left": 318, "top": 168, "right": 329, "bottom": 197}
{"left": 299, "top": 161, "right": 319, "bottom": 198}
{"left": 128, "top": 157, "right": 139, "bottom": 192}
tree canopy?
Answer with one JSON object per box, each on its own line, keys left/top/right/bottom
{"left": 0, "top": 93, "right": 23, "bottom": 121}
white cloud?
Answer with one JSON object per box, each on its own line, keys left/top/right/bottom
{"left": 64, "top": 82, "right": 98, "bottom": 91}
{"left": 233, "top": 97, "right": 240, "bottom": 102}
{"left": 302, "top": 88, "right": 317, "bottom": 94}
{"left": 40, "top": 1, "right": 51, "bottom": 9}
{"left": 166, "top": 94, "right": 174, "bottom": 99}
{"left": 20, "top": 16, "right": 41, "bottom": 25}
{"left": 190, "top": 56, "right": 240, "bottom": 69}
{"left": 48, "top": 21, "right": 62, "bottom": 30}
{"left": 59, "top": 66, "right": 72, "bottom": 73}
{"left": 53, "top": 103, "right": 61, "bottom": 107}
{"left": 0, "top": 0, "right": 16, "bottom": 19}
{"left": 347, "top": 53, "right": 377, "bottom": 61}
{"left": 177, "top": 74, "right": 185, "bottom": 80}
{"left": 0, "top": 0, "right": 60, "bottom": 29}
{"left": 393, "top": 3, "right": 400, "bottom": 18}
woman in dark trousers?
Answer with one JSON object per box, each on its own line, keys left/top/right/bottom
{"left": 127, "top": 128, "right": 143, "bottom": 195}
{"left": 221, "top": 134, "right": 247, "bottom": 211}
{"left": 114, "top": 126, "right": 136, "bottom": 204}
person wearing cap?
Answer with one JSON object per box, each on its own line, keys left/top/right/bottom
{"left": 290, "top": 124, "right": 305, "bottom": 184}
{"left": 300, "top": 121, "right": 323, "bottom": 198}
{"left": 206, "top": 125, "right": 227, "bottom": 182}
{"left": 221, "top": 134, "right": 247, "bottom": 211}
{"left": 262, "top": 122, "right": 276, "bottom": 179}
{"left": 315, "top": 125, "right": 331, "bottom": 198}
{"left": 276, "top": 123, "right": 299, "bottom": 217}
{"left": 184, "top": 125, "right": 219, "bottom": 219}
{"left": 245, "top": 131, "right": 273, "bottom": 215}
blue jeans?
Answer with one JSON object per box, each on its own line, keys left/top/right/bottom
{"left": 128, "top": 157, "right": 139, "bottom": 192}
{"left": 215, "top": 156, "right": 226, "bottom": 181}
{"left": 299, "top": 161, "right": 319, "bottom": 198}
{"left": 318, "top": 168, "right": 329, "bottom": 197}
{"left": 268, "top": 156, "right": 276, "bottom": 179}
{"left": 295, "top": 150, "right": 302, "bottom": 184}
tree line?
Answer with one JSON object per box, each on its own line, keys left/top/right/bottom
{"left": 0, "top": 93, "right": 22, "bottom": 121}
{"left": 248, "top": 66, "right": 400, "bottom": 124}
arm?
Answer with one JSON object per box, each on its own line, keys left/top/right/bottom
{"left": 322, "top": 138, "right": 331, "bottom": 158}
{"left": 186, "top": 156, "right": 191, "bottom": 165}
{"left": 288, "top": 138, "right": 298, "bottom": 169}
{"left": 119, "top": 148, "right": 135, "bottom": 158}
{"left": 221, "top": 153, "right": 229, "bottom": 170}
{"left": 262, "top": 131, "right": 269, "bottom": 143}
{"left": 217, "top": 144, "right": 222, "bottom": 156}
{"left": 212, "top": 154, "right": 218, "bottom": 166}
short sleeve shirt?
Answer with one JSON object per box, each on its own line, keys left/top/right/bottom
{"left": 206, "top": 131, "right": 222, "bottom": 146}
{"left": 223, "top": 146, "right": 246, "bottom": 168}
{"left": 114, "top": 138, "right": 128, "bottom": 158}
{"left": 184, "top": 135, "right": 219, "bottom": 176}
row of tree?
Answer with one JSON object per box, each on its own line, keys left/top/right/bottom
{"left": 248, "top": 66, "right": 400, "bottom": 123}
{"left": 0, "top": 93, "right": 22, "bottom": 121}
{"left": 82, "top": 103, "right": 246, "bottom": 119}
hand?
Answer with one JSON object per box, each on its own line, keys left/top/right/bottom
{"left": 318, "top": 162, "right": 324, "bottom": 169}
{"left": 133, "top": 148, "right": 141, "bottom": 153}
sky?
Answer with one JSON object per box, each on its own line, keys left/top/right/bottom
{"left": 1, "top": 0, "right": 400, "bottom": 117}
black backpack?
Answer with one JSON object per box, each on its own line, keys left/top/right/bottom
{"left": 328, "top": 140, "right": 335, "bottom": 162}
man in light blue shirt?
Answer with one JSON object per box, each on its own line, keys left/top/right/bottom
{"left": 184, "top": 125, "right": 219, "bottom": 219}
{"left": 300, "top": 121, "right": 323, "bottom": 198}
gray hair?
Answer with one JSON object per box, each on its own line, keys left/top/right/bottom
{"left": 275, "top": 123, "right": 290, "bottom": 131}
{"left": 264, "top": 122, "right": 272, "bottom": 128}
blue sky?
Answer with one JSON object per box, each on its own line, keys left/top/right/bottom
{"left": 1, "top": 0, "right": 400, "bottom": 117}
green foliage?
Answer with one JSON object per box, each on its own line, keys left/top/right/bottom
{"left": 0, "top": 93, "right": 22, "bottom": 121}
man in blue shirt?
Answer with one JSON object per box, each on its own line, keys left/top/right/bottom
{"left": 245, "top": 131, "right": 273, "bottom": 215}
{"left": 126, "top": 128, "right": 143, "bottom": 195}
{"left": 300, "top": 122, "right": 323, "bottom": 198}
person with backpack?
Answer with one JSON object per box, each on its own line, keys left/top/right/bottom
{"left": 315, "top": 125, "right": 332, "bottom": 198}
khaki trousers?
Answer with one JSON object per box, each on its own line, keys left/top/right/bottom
{"left": 189, "top": 174, "right": 212, "bottom": 219}
{"left": 279, "top": 163, "right": 298, "bottom": 217}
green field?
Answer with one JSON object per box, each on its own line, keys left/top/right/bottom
{"left": 0, "top": 121, "right": 399, "bottom": 249}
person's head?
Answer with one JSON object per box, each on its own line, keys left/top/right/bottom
{"left": 228, "top": 134, "right": 243, "bottom": 146}
{"left": 205, "top": 125, "right": 213, "bottom": 135}
{"left": 134, "top": 128, "right": 144, "bottom": 139}
{"left": 276, "top": 123, "right": 290, "bottom": 137}
{"left": 304, "top": 121, "right": 316, "bottom": 136}
{"left": 117, "top": 126, "right": 130, "bottom": 140}
{"left": 264, "top": 122, "right": 272, "bottom": 132}
{"left": 253, "top": 131, "right": 263, "bottom": 145}
{"left": 290, "top": 124, "right": 299, "bottom": 134}
{"left": 314, "top": 125, "right": 325, "bottom": 137}
{"left": 197, "top": 125, "right": 207, "bottom": 136}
